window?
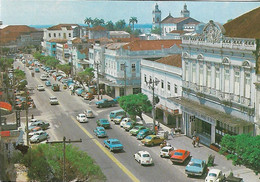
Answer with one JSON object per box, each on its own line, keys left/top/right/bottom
{"left": 132, "top": 64, "right": 136, "bottom": 72}
{"left": 133, "top": 88, "right": 141, "bottom": 94}
{"left": 69, "top": 33, "right": 71, "bottom": 37}
{"left": 161, "top": 80, "right": 164, "bottom": 89}
{"left": 224, "top": 66, "right": 230, "bottom": 92}
{"left": 174, "top": 84, "right": 177, "bottom": 94}
{"left": 119, "top": 88, "right": 125, "bottom": 96}
{"left": 215, "top": 65, "right": 220, "bottom": 90}
{"left": 206, "top": 64, "right": 211, "bottom": 87}
{"left": 234, "top": 69, "right": 240, "bottom": 95}
{"left": 59, "top": 33, "right": 61, "bottom": 37}
{"left": 199, "top": 63, "right": 204, "bottom": 86}
{"left": 167, "top": 82, "right": 170, "bottom": 91}
{"left": 185, "top": 62, "right": 189, "bottom": 81}
{"left": 192, "top": 63, "right": 196, "bottom": 83}
{"left": 49, "top": 33, "right": 51, "bottom": 38}
{"left": 144, "top": 74, "right": 147, "bottom": 83}
{"left": 54, "top": 33, "right": 56, "bottom": 37}
{"left": 244, "top": 72, "right": 251, "bottom": 98}
{"left": 120, "top": 64, "right": 125, "bottom": 71}
{"left": 52, "top": 45, "right": 56, "bottom": 48}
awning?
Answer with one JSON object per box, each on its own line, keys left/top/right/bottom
{"left": 0, "top": 102, "right": 12, "bottom": 111}
{"left": 169, "top": 97, "right": 253, "bottom": 127}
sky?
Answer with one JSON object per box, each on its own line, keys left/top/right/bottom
{"left": 1, "top": 0, "right": 260, "bottom": 26}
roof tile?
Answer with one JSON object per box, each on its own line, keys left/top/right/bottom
{"left": 156, "top": 54, "right": 182, "bottom": 68}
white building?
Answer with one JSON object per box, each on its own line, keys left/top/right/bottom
{"left": 141, "top": 54, "right": 183, "bottom": 128}
{"left": 109, "top": 31, "right": 130, "bottom": 39}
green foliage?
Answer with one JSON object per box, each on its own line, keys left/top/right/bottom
{"left": 129, "top": 17, "right": 138, "bottom": 31}
{"left": 45, "top": 58, "right": 59, "bottom": 69}
{"left": 84, "top": 17, "right": 93, "bottom": 27}
{"left": 0, "top": 57, "right": 14, "bottom": 71}
{"left": 151, "top": 26, "right": 161, "bottom": 35}
{"left": 105, "top": 21, "right": 114, "bottom": 31}
{"left": 77, "top": 67, "right": 94, "bottom": 85}
{"left": 92, "top": 18, "right": 105, "bottom": 27}
{"left": 118, "top": 93, "right": 152, "bottom": 120}
{"left": 220, "top": 134, "right": 260, "bottom": 174}
{"left": 56, "top": 64, "right": 71, "bottom": 75}
{"left": 13, "top": 144, "right": 106, "bottom": 181}
{"left": 33, "top": 51, "right": 44, "bottom": 61}
{"left": 115, "top": 19, "right": 126, "bottom": 30}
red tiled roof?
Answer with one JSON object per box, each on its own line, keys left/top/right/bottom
{"left": 0, "top": 25, "right": 38, "bottom": 44}
{"left": 72, "top": 37, "right": 82, "bottom": 44}
{"left": 79, "top": 48, "right": 89, "bottom": 55}
{"left": 223, "top": 7, "right": 260, "bottom": 39}
{"left": 47, "top": 24, "right": 79, "bottom": 30}
{"left": 122, "top": 39, "right": 182, "bottom": 51}
{"left": 112, "top": 37, "right": 140, "bottom": 43}
{"left": 89, "top": 26, "right": 106, "bottom": 31}
{"left": 161, "top": 16, "right": 189, "bottom": 24}
{"left": 156, "top": 54, "right": 182, "bottom": 68}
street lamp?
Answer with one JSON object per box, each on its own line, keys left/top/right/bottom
{"left": 146, "top": 79, "right": 160, "bottom": 133}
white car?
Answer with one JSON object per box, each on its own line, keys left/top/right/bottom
{"left": 49, "top": 96, "right": 59, "bottom": 105}
{"left": 134, "top": 151, "right": 153, "bottom": 165}
{"left": 29, "top": 129, "right": 44, "bottom": 138}
{"left": 29, "top": 130, "right": 49, "bottom": 143}
{"left": 120, "top": 118, "right": 131, "bottom": 128}
{"left": 40, "top": 75, "right": 48, "bottom": 81}
{"left": 205, "top": 169, "right": 225, "bottom": 182}
{"left": 84, "top": 110, "right": 94, "bottom": 118}
{"left": 160, "top": 146, "right": 174, "bottom": 158}
{"left": 37, "top": 85, "right": 45, "bottom": 91}
{"left": 76, "top": 113, "right": 88, "bottom": 123}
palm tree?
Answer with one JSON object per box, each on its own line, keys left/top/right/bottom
{"left": 84, "top": 17, "right": 93, "bottom": 27}
{"left": 129, "top": 17, "right": 138, "bottom": 31}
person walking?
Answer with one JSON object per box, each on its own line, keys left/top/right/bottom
{"left": 192, "top": 136, "right": 196, "bottom": 147}
{"left": 196, "top": 136, "right": 200, "bottom": 147}
{"left": 171, "top": 128, "right": 175, "bottom": 138}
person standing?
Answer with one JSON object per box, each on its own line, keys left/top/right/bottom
{"left": 192, "top": 136, "right": 196, "bottom": 147}
{"left": 171, "top": 128, "right": 175, "bottom": 138}
{"left": 196, "top": 136, "right": 200, "bottom": 147}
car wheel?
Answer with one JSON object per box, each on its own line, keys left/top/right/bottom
{"left": 109, "top": 147, "right": 112, "bottom": 152}
{"left": 160, "top": 155, "right": 163, "bottom": 158}
{"left": 151, "top": 142, "right": 154, "bottom": 146}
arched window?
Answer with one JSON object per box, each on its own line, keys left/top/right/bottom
{"left": 222, "top": 57, "right": 230, "bottom": 65}
{"left": 242, "top": 60, "right": 251, "bottom": 69}
{"left": 183, "top": 52, "right": 189, "bottom": 59}
{"left": 197, "top": 54, "right": 204, "bottom": 61}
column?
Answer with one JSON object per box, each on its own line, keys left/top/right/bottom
{"left": 211, "top": 123, "right": 216, "bottom": 144}
{"left": 163, "top": 111, "right": 168, "bottom": 125}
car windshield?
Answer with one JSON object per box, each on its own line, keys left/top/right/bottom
{"left": 133, "top": 126, "right": 139, "bottom": 130}
{"left": 145, "top": 136, "right": 152, "bottom": 139}
{"left": 87, "top": 111, "right": 92, "bottom": 113}
{"left": 143, "top": 154, "right": 150, "bottom": 157}
{"left": 162, "top": 149, "right": 169, "bottom": 152}
{"left": 174, "top": 152, "right": 183, "bottom": 156}
{"left": 99, "top": 129, "right": 105, "bottom": 132}
{"left": 189, "top": 162, "right": 201, "bottom": 168}
{"left": 139, "top": 130, "right": 146, "bottom": 134}
{"left": 101, "top": 120, "right": 108, "bottom": 123}
{"left": 209, "top": 173, "right": 217, "bottom": 177}
{"left": 112, "top": 141, "right": 120, "bottom": 145}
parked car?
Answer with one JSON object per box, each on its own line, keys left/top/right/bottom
{"left": 49, "top": 96, "right": 59, "bottom": 105}
{"left": 205, "top": 169, "right": 225, "bottom": 182}
{"left": 109, "top": 109, "right": 125, "bottom": 120}
{"left": 120, "top": 117, "right": 131, "bottom": 128}
{"left": 170, "top": 149, "right": 190, "bottom": 164}
{"left": 136, "top": 128, "right": 155, "bottom": 140}
{"left": 30, "top": 130, "right": 49, "bottom": 143}
{"left": 37, "top": 85, "right": 45, "bottom": 91}
{"left": 75, "top": 88, "right": 85, "bottom": 96}
{"left": 76, "top": 113, "right": 88, "bottom": 123}
{"left": 45, "top": 80, "right": 51, "bottom": 86}
{"left": 28, "top": 127, "right": 42, "bottom": 138}
{"left": 84, "top": 110, "right": 95, "bottom": 118}
{"left": 83, "top": 92, "right": 94, "bottom": 100}
{"left": 93, "top": 127, "right": 107, "bottom": 138}
{"left": 104, "top": 138, "right": 123, "bottom": 152}
{"left": 96, "top": 119, "right": 110, "bottom": 129}
{"left": 96, "top": 99, "right": 116, "bottom": 108}
{"left": 28, "top": 121, "right": 50, "bottom": 131}
{"left": 141, "top": 135, "right": 165, "bottom": 146}
{"left": 124, "top": 121, "right": 137, "bottom": 131}
{"left": 134, "top": 151, "right": 153, "bottom": 166}
{"left": 130, "top": 125, "right": 146, "bottom": 136}
{"left": 112, "top": 115, "right": 125, "bottom": 124}
{"left": 40, "top": 74, "right": 48, "bottom": 81}
{"left": 35, "top": 67, "right": 40, "bottom": 72}
{"left": 185, "top": 158, "right": 207, "bottom": 177}
{"left": 160, "top": 146, "right": 175, "bottom": 158}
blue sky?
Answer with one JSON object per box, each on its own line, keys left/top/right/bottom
{"left": 1, "top": 0, "right": 260, "bottom": 25}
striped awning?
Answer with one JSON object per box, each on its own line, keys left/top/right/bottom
{"left": 0, "top": 102, "right": 12, "bottom": 111}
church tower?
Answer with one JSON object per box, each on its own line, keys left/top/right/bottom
{"left": 152, "top": 3, "right": 161, "bottom": 29}
{"left": 181, "top": 4, "right": 190, "bottom": 17}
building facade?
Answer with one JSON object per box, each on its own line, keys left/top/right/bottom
{"left": 141, "top": 54, "right": 183, "bottom": 128}
{"left": 173, "top": 20, "right": 257, "bottom": 147}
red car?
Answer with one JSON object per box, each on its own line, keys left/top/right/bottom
{"left": 169, "top": 149, "right": 190, "bottom": 164}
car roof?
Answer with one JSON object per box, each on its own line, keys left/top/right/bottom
{"left": 97, "top": 126, "right": 105, "bottom": 130}
{"left": 108, "top": 138, "right": 120, "bottom": 142}
{"left": 208, "top": 169, "right": 221, "bottom": 174}
{"left": 79, "top": 113, "right": 86, "bottom": 116}
{"left": 100, "top": 118, "right": 108, "bottom": 121}
{"left": 50, "top": 96, "right": 57, "bottom": 99}
{"left": 162, "top": 146, "right": 173, "bottom": 150}
{"left": 138, "top": 151, "right": 150, "bottom": 155}
{"left": 190, "top": 158, "right": 205, "bottom": 164}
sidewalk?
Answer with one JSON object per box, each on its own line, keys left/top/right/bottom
{"left": 141, "top": 113, "right": 260, "bottom": 182}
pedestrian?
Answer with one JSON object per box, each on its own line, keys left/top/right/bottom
{"left": 192, "top": 136, "right": 196, "bottom": 147}
{"left": 155, "top": 125, "right": 158, "bottom": 134}
{"left": 158, "top": 122, "right": 160, "bottom": 130}
{"left": 196, "top": 136, "right": 200, "bottom": 147}
{"left": 171, "top": 128, "right": 175, "bottom": 138}
{"left": 31, "top": 114, "right": 34, "bottom": 119}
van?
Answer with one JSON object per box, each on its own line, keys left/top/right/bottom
{"left": 109, "top": 109, "right": 125, "bottom": 120}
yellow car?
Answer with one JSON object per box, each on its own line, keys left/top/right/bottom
{"left": 141, "top": 135, "right": 165, "bottom": 146}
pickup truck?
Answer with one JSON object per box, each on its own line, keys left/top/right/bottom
{"left": 51, "top": 84, "right": 60, "bottom": 91}
{"left": 96, "top": 99, "right": 116, "bottom": 108}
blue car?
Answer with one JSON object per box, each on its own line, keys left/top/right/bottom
{"left": 97, "top": 119, "right": 111, "bottom": 129}
{"left": 185, "top": 158, "right": 207, "bottom": 177}
{"left": 45, "top": 80, "right": 51, "bottom": 86}
{"left": 75, "top": 88, "right": 84, "bottom": 96}
{"left": 93, "top": 127, "right": 107, "bottom": 138}
{"left": 136, "top": 128, "right": 154, "bottom": 140}
{"left": 35, "top": 67, "right": 40, "bottom": 72}
{"left": 104, "top": 138, "right": 123, "bottom": 152}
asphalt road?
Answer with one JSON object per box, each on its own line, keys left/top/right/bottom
{"left": 15, "top": 58, "right": 203, "bottom": 182}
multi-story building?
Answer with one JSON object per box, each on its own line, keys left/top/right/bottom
{"left": 89, "top": 39, "right": 182, "bottom": 97}
{"left": 141, "top": 54, "right": 183, "bottom": 127}
{"left": 109, "top": 31, "right": 130, "bottom": 39}
{"left": 88, "top": 26, "right": 109, "bottom": 40}
{"left": 171, "top": 17, "right": 258, "bottom": 146}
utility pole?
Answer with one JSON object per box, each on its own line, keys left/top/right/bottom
{"left": 25, "top": 86, "right": 29, "bottom": 146}
{"left": 96, "top": 63, "right": 100, "bottom": 100}
{"left": 46, "top": 137, "right": 82, "bottom": 182}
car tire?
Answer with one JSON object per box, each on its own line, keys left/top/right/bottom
{"left": 151, "top": 142, "right": 154, "bottom": 146}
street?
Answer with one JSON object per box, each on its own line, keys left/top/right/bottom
{"left": 15, "top": 59, "right": 202, "bottom": 182}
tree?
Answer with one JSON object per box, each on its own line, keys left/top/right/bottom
{"left": 13, "top": 143, "right": 106, "bottom": 181}
{"left": 84, "top": 17, "right": 93, "bottom": 27}
{"left": 77, "top": 67, "right": 94, "bottom": 86}
{"left": 129, "top": 17, "right": 138, "bottom": 31}
{"left": 56, "top": 64, "right": 71, "bottom": 75}
{"left": 151, "top": 26, "right": 161, "bottom": 35}
{"left": 220, "top": 134, "right": 260, "bottom": 174}
{"left": 115, "top": 19, "right": 126, "bottom": 30}
{"left": 118, "top": 93, "right": 152, "bottom": 121}
{"left": 105, "top": 21, "right": 114, "bottom": 31}
{"left": 45, "top": 58, "right": 59, "bottom": 69}
{"left": 92, "top": 18, "right": 105, "bottom": 27}
{"left": 0, "top": 57, "right": 14, "bottom": 71}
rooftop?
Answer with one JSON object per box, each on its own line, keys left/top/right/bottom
{"left": 156, "top": 54, "right": 182, "bottom": 68}
{"left": 47, "top": 24, "right": 79, "bottom": 31}
{"left": 89, "top": 26, "right": 106, "bottom": 31}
